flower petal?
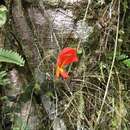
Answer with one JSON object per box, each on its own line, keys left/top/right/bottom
{"left": 56, "top": 66, "right": 64, "bottom": 78}
{"left": 57, "top": 48, "right": 78, "bottom": 66}
{"left": 56, "top": 68, "right": 60, "bottom": 78}
{"left": 60, "top": 71, "right": 69, "bottom": 79}
{"left": 55, "top": 48, "right": 79, "bottom": 79}
{"left": 62, "top": 55, "right": 78, "bottom": 65}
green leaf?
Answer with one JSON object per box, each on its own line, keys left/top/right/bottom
{"left": 34, "top": 82, "right": 40, "bottom": 95}
{"left": 12, "top": 115, "right": 30, "bottom": 130}
{"left": 0, "top": 70, "right": 9, "bottom": 86}
{"left": 0, "top": 48, "right": 25, "bottom": 66}
{"left": 122, "top": 0, "right": 128, "bottom": 12}
{"left": 115, "top": 53, "right": 130, "bottom": 68}
{"left": 0, "top": 5, "right": 7, "bottom": 27}
{"left": 122, "top": 59, "right": 130, "bottom": 67}
{"left": 46, "top": 91, "right": 54, "bottom": 98}
{"left": 116, "top": 54, "right": 128, "bottom": 61}
{"left": 77, "top": 49, "right": 83, "bottom": 55}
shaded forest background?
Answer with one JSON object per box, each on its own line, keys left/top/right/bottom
{"left": 0, "top": 0, "right": 130, "bottom": 130}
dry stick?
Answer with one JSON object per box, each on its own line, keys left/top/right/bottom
{"left": 95, "top": 0, "right": 120, "bottom": 127}
{"left": 83, "top": 0, "right": 91, "bottom": 22}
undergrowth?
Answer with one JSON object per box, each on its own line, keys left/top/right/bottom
{"left": 1, "top": 0, "right": 130, "bottom": 130}
{"left": 51, "top": 0, "right": 130, "bottom": 129}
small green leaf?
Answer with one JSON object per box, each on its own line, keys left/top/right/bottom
{"left": 0, "top": 96, "right": 8, "bottom": 101}
{"left": 0, "top": 5, "right": 7, "bottom": 27}
{"left": 77, "top": 49, "right": 83, "bottom": 55}
{"left": 117, "top": 54, "right": 128, "bottom": 61}
{"left": 46, "top": 91, "right": 54, "bottom": 98}
{"left": 122, "top": 0, "right": 128, "bottom": 12}
{"left": 0, "top": 71, "right": 9, "bottom": 86}
{"left": 34, "top": 82, "right": 40, "bottom": 95}
{"left": 122, "top": 59, "right": 130, "bottom": 67}
{"left": 12, "top": 115, "right": 30, "bottom": 130}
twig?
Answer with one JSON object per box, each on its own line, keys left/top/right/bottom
{"left": 83, "top": 0, "right": 91, "bottom": 22}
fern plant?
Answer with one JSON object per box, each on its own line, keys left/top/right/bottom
{"left": 0, "top": 48, "right": 25, "bottom": 66}
{"left": 0, "top": 70, "right": 9, "bottom": 86}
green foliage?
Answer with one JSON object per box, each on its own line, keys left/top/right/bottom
{"left": 0, "top": 5, "right": 7, "bottom": 27}
{"left": 116, "top": 53, "right": 128, "bottom": 61}
{"left": 117, "top": 54, "right": 130, "bottom": 67}
{"left": 0, "top": 48, "right": 25, "bottom": 86}
{"left": 0, "top": 48, "right": 25, "bottom": 66}
{"left": 108, "top": 53, "right": 130, "bottom": 68}
{"left": 122, "top": 59, "right": 130, "bottom": 67}
{"left": 122, "top": 0, "right": 128, "bottom": 12}
{"left": 12, "top": 115, "right": 30, "bottom": 130}
{"left": 0, "top": 70, "right": 9, "bottom": 86}
{"left": 77, "top": 49, "right": 83, "bottom": 55}
{"left": 33, "top": 82, "right": 41, "bottom": 95}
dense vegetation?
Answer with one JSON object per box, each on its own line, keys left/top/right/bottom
{"left": 0, "top": 0, "right": 130, "bottom": 130}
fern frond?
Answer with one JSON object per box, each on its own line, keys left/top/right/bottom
{"left": 0, "top": 71, "right": 9, "bottom": 86}
{"left": 0, "top": 48, "right": 25, "bottom": 66}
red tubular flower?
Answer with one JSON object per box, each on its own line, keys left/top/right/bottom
{"left": 56, "top": 48, "right": 78, "bottom": 79}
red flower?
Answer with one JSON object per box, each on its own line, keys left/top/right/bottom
{"left": 56, "top": 48, "right": 78, "bottom": 79}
